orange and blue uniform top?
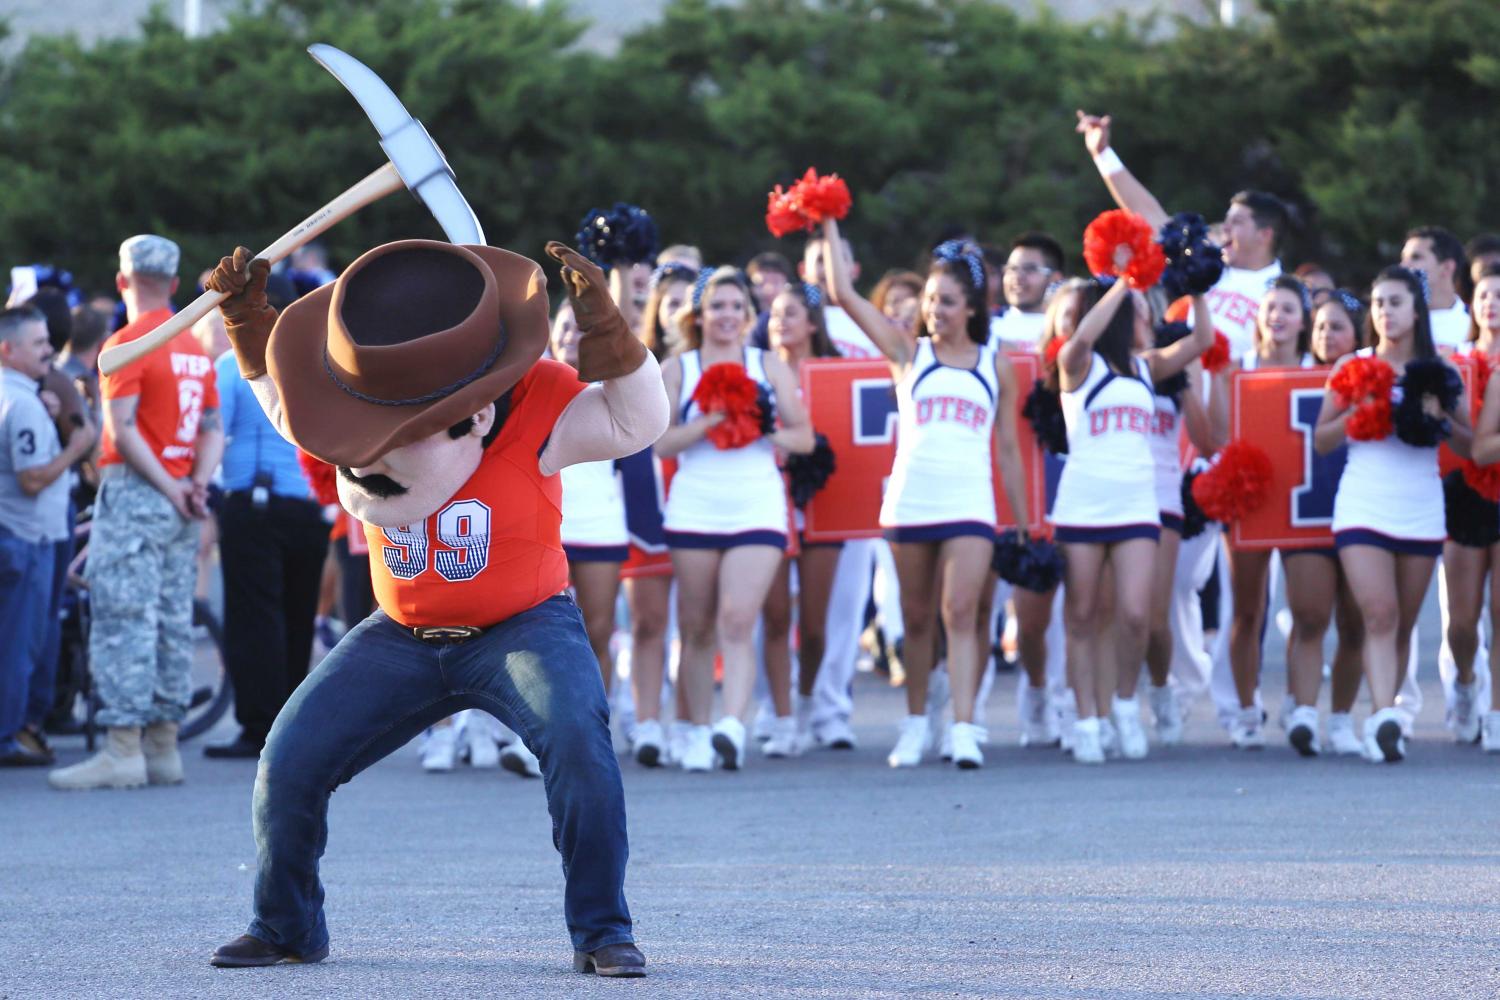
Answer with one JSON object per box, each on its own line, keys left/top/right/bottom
{"left": 364, "top": 360, "right": 585, "bottom": 628}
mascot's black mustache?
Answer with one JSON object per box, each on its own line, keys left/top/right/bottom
{"left": 338, "top": 466, "right": 409, "bottom": 498}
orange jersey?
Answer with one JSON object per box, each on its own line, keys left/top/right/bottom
{"left": 99, "top": 308, "right": 220, "bottom": 479}
{"left": 365, "top": 360, "right": 586, "bottom": 628}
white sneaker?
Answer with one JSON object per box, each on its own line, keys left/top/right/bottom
{"left": 667, "top": 720, "right": 691, "bottom": 765}
{"left": 815, "top": 716, "right": 858, "bottom": 750}
{"left": 500, "top": 739, "right": 542, "bottom": 778}
{"left": 752, "top": 702, "right": 776, "bottom": 742}
{"left": 937, "top": 723, "right": 953, "bottom": 761}
{"left": 1230, "top": 707, "right": 1266, "bottom": 750}
{"left": 950, "top": 721, "right": 985, "bottom": 769}
{"left": 1019, "top": 686, "right": 1058, "bottom": 748}
{"left": 1100, "top": 717, "right": 1121, "bottom": 759}
{"left": 762, "top": 716, "right": 801, "bottom": 758}
{"left": 1327, "top": 713, "right": 1363, "bottom": 756}
{"left": 1148, "top": 685, "right": 1183, "bottom": 747}
{"left": 793, "top": 695, "right": 816, "bottom": 754}
{"left": 1451, "top": 682, "right": 1482, "bottom": 744}
{"left": 1286, "top": 705, "right": 1322, "bottom": 757}
{"left": 711, "top": 717, "right": 747, "bottom": 771}
{"left": 1072, "top": 717, "right": 1105, "bottom": 765}
{"left": 633, "top": 718, "right": 666, "bottom": 768}
{"left": 1362, "top": 707, "right": 1406, "bottom": 764}
{"left": 1111, "top": 696, "right": 1148, "bottom": 760}
{"left": 461, "top": 713, "right": 499, "bottom": 769}
{"left": 887, "top": 715, "right": 929, "bottom": 768}
{"left": 1057, "top": 691, "right": 1078, "bottom": 753}
{"left": 1482, "top": 711, "right": 1500, "bottom": 752}
{"left": 680, "top": 725, "right": 714, "bottom": 772}
{"left": 421, "top": 724, "right": 458, "bottom": 772}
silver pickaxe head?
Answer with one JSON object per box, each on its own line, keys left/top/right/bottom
{"left": 309, "top": 43, "right": 485, "bottom": 246}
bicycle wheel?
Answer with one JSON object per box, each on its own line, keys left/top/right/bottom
{"left": 178, "top": 599, "right": 234, "bottom": 742}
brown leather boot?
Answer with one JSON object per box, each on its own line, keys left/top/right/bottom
{"left": 573, "top": 942, "right": 647, "bottom": 977}
{"left": 210, "top": 934, "right": 329, "bottom": 968}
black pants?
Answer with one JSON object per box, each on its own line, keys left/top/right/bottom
{"left": 218, "top": 492, "right": 330, "bottom": 743}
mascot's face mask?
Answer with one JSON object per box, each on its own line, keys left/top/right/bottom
{"left": 335, "top": 402, "right": 496, "bottom": 528}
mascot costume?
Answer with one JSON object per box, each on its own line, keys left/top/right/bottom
{"left": 201, "top": 236, "right": 665, "bottom": 978}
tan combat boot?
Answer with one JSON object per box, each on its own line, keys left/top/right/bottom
{"left": 142, "top": 721, "right": 184, "bottom": 785}
{"left": 47, "top": 727, "right": 148, "bottom": 790}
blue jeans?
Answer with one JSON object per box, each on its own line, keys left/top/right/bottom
{"left": 0, "top": 526, "right": 52, "bottom": 744}
{"left": 27, "top": 518, "right": 73, "bottom": 728}
{"left": 247, "top": 594, "right": 634, "bottom": 956}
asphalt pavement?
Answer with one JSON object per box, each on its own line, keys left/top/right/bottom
{"left": 5, "top": 601, "right": 1500, "bottom": 1000}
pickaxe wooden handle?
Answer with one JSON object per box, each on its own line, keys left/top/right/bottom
{"left": 98, "top": 162, "right": 403, "bottom": 376}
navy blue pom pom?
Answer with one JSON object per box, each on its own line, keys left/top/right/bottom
{"left": 1179, "top": 468, "right": 1209, "bottom": 540}
{"left": 784, "top": 433, "right": 837, "bottom": 509}
{"left": 1158, "top": 212, "right": 1225, "bottom": 300}
{"left": 992, "top": 529, "right": 1064, "bottom": 592}
{"left": 1393, "top": 358, "right": 1462, "bottom": 447}
{"left": 1022, "top": 379, "right": 1068, "bottom": 454}
{"left": 575, "top": 203, "right": 659, "bottom": 270}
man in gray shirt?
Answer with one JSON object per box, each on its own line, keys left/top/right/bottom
{"left": 0, "top": 306, "right": 94, "bottom": 765}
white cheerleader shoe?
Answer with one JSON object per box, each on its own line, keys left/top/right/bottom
{"left": 887, "top": 715, "right": 929, "bottom": 768}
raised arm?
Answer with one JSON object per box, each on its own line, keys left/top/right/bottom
{"left": 1058, "top": 278, "right": 1130, "bottom": 391}
{"left": 1075, "top": 111, "right": 1169, "bottom": 230}
{"left": 1143, "top": 293, "right": 1214, "bottom": 382}
{"left": 206, "top": 248, "right": 291, "bottom": 438}
{"left": 538, "top": 353, "right": 669, "bottom": 474}
{"left": 821, "top": 218, "right": 914, "bottom": 370}
{"left": 992, "top": 352, "right": 1030, "bottom": 532}
{"left": 1179, "top": 364, "right": 1217, "bottom": 456}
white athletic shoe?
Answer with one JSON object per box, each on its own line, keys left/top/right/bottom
{"left": 887, "top": 715, "right": 929, "bottom": 768}
{"left": 1482, "top": 711, "right": 1500, "bottom": 752}
{"left": 711, "top": 717, "right": 747, "bottom": 771}
{"left": 1327, "top": 713, "right": 1363, "bottom": 756}
{"left": 1451, "top": 682, "right": 1482, "bottom": 744}
{"left": 1111, "top": 696, "right": 1148, "bottom": 760}
{"left": 1057, "top": 691, "right": 1078, "bottom": 753}
{"left": 762, "top": 716, "right": 800, "bottom": 758}
{"left": 1286, "top": 705, "right": 1321, "bottom": 757}
{"left": 1362, "top": 707, "right": 1406, "bottom": 764}
{"left": 1100, "top": 717, "right": 1121, "bottom": 759}
{"left": 421, "top": 724, "right": 458, "bottom": 772}
{"left": 461, "top": 714, "right": 500, "bottom": 769}
{"left": 680, "top": 725, "right": 714, "bottom": 772}
{"left": 950, "top": 721, "right": 985, "bottom": 769}
{"left": 793, "top": 695, "right": 817, "bottom": 754}
{"left": 815, "top": 716, "right": 858, "bottom": 750}
{"left": 1148, "top": 685, "right": 1183, "bottom": 747}
{"left": 667, "top": 720, "right": 692, "bottom": 765}
{"left": 937, "top": 723, "right": 954, "bottom": 761}
{"left": 1072, "top": 717, "right": 1105, "bottom": 765}
{"left": 632, "top": 718, "right": 666, "bottom": 768}
{"left": 500, "top": 739, "right": 542, "bottom": 778}
{"left": 752, "top": 702, "right": 776, "bottom": 743}
{"left": 1230, "top": 707, "right": 1266, "bottom": 750}
{"left": 1019, "top": 685, "right": 1058, "bottom": 748}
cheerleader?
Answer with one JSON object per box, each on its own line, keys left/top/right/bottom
{"left": 761, "top": 282, "right": 843, "bottom": 755}
{"left": 1315, "top": 266, "right": 1472, "bottom": 763}
{"left": 656, "top": 267, "right": 813, "bottom": 772}
{"left": 622, "top": 262, "right": 697, "bottom": 766}
{"left": 822, "top": 219, "right": 1031, "bottom": 770}
{"left": 1444, "top": 264, "right": 1500, "bottom": 747}
{"left": 551, "top": 306, "right": 629, "bottom": 695}
{"left": 1052, "top": 272, "right": 1199, "bottom": 764}
{"left": 1138, "top": 294, "right": 1216, "bottom": 747}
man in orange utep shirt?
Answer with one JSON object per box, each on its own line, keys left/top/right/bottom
{"left": 49, "top": 235, "right": 224, "bottom": 792}
{"left": 200, "top": 238, "right": 667, "bottom": 979}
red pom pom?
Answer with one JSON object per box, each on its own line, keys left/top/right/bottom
{"left": 692, "top": 363, "right": 765, "bottom": 450}
{"left": 764, "top": 168, "right": 853, "bottom": 238}
{"left": 1200, "top": 331, "right": 1232, "bottom": 374}
{"left": 1190, "top": 439, "right": 1274, "bottom": 522}
{"left": 1082, "top": 209, "right": 1165, "bottom": 289}
{"left": 297, "top": 450, "right": 340, "bottom": 506}
{"left": 1043, "top": 335, "right": 1065, "bottom": 368}
{"left": 1329, "top": 356, "right": 1395, "bottom": 440}
{"left": 1461, "top": 458, "right": 1500, "bottom": 502}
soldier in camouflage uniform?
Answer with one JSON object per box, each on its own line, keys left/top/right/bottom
{"left": 49, "top": 236, "right": 224, "bottom": 791}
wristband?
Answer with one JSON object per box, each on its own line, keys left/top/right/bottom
{"left": 1092, "top": 147, "right": 1125, "bottom": 177}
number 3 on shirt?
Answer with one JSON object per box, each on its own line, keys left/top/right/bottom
{"left": 381, "top": 499, "right": 492, "bottom": 581}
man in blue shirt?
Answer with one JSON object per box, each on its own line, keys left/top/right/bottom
{"left": 206, "top": 344, "right": 330, "bottom": 758}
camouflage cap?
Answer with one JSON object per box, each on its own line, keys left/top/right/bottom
{"left": 118, "top": 234, "right": 180, "bottom": 278}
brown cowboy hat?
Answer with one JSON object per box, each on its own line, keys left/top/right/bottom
{"left": 266, "top": 239, "right": 550, "bottom": 468}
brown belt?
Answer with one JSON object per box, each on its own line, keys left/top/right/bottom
{"left": 411, "top": 625, "right": 486, "bottom": 645}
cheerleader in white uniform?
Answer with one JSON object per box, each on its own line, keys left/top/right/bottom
{"left": 656, "top": 267, "right": 813, "bottom": 772}
{"left": 1052, "top": 274, "right": 1197, "bottom": 764}
{"left": 822, "top": 218, "right": 1031, "bottom": 770}
{"left": 551, "top": 309, "right": 630, "bottom": 695}
{"left": 1315, "top": 266, "right": 1472, "bottom": 763}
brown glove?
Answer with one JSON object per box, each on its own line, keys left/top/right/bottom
{"left": 204, "top": 246, "right": 277, "bottom": 379}
{"left": 545, "top": 241, "right": 647, "bottom": 383}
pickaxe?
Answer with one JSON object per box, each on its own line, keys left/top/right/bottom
{"left": 99, "top": 44, "right": 483, "bottom": 375}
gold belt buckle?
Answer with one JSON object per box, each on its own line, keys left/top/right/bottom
{"left": 412, "top": 625, "right": 484, "bottom": 645}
